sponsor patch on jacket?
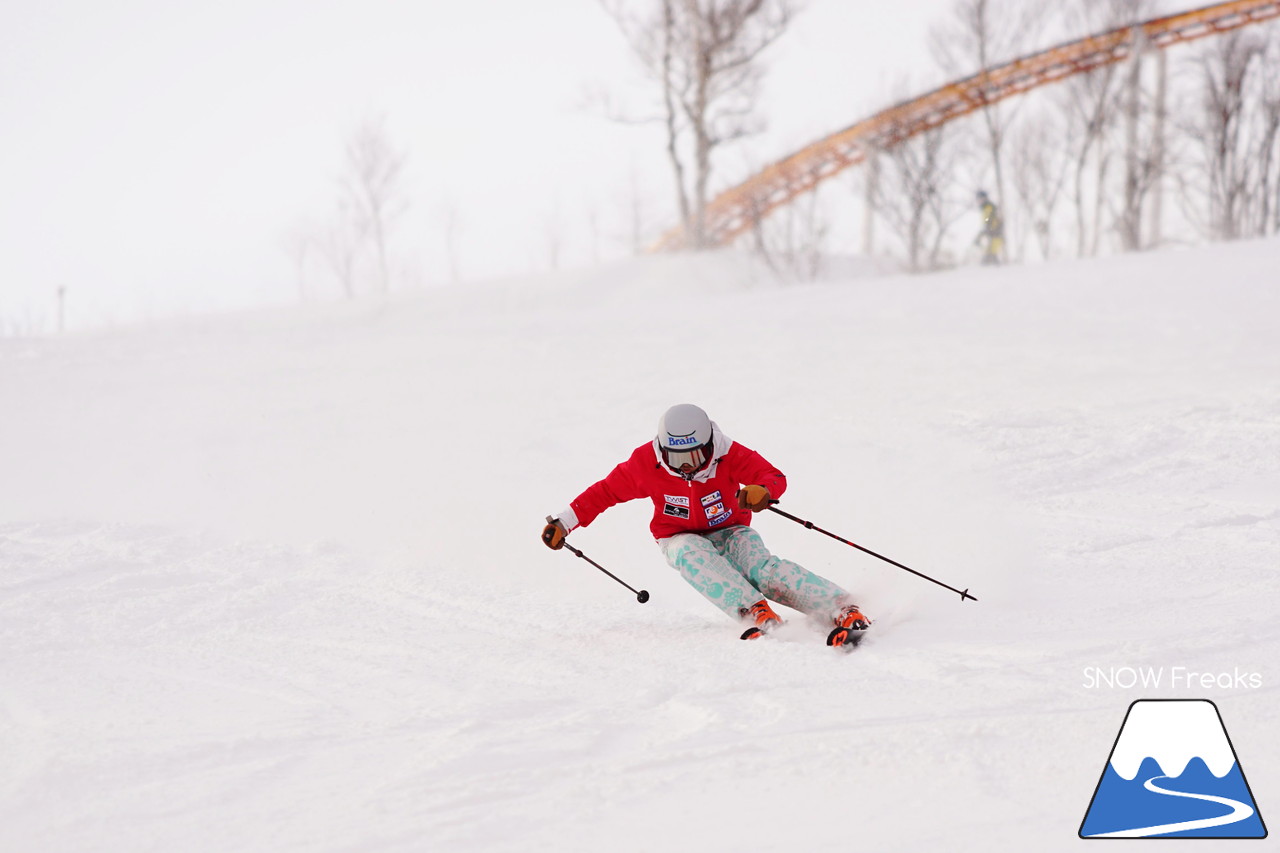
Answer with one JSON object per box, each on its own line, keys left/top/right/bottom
{"left": 663, "top": 503, "right": 691, "bottom": 519}
{"left": 664, "top": 495, "right": 690, "bottom": 507}
{"left": 707, "top": 509, "right": 734, "bottom": 526}
{"left": 703, "top": 502, "right": 725, "bottom": 518}
{"left": 700, "top": 491, "right": 722, "bottom": 507}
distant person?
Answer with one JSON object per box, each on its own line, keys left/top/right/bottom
{"left": 974, "top": 190, "right": 1004, "bottom": 266}
{"left": 541, "top": 403, "right": 870, "bottom": 647}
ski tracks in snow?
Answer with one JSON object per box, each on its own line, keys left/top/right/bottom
{"left": 0, "top": 521, "right": 508, "bottom": 851}
{"left": 0, "top": 519, "right": 1053, "bottom": 852}
{"left": 1, "top": 504, "right": 1274, "bottom": 852}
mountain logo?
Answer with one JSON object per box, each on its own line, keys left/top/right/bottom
{"left": 1080, "top": 699, "right": 1267, "bottom": 839}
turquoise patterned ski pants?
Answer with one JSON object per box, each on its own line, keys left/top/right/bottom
{"left": 659, "top": 525, "right": 853, "bottom": 622}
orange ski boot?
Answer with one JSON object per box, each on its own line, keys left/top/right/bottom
{"left": 739, "top": 599, "right": 783, "bottom": 640}
{"left": 827, "top": 604, "right": 870, "bottom": 648}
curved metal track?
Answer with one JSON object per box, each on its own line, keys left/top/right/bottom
{"left": 652, "top": 0, "right": 1280, "bottom": 251}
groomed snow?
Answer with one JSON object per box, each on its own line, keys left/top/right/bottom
{"left": 1, "top": 241, "right": 1277, "bottom": 851}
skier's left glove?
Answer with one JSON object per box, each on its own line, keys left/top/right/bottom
{"left": 737, "top": 485, "right": 771, "bottom": 512}
{"left": 542, "top": 517, "right": 568, "bottom": 550}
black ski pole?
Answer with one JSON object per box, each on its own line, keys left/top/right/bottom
{"left": 766, "top": 504, "right": 977, "bottom": 602}
{"left": 559, "top": 539, "right": 650, "bottom": 604}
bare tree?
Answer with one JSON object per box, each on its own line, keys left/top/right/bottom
{"left": 1117, "top": 30, "right": 1146, "bottom": 251}
{"left": 1053, "top": 0, "right": 1132, "bottom": 256}
{"left": 748, "top": 159, "right": 830, "bottom": 281}
{"left": 862, "top": 146, "right": 880, "bottom": 256}
{"left": 931, "top": 0, "right": 1047, "bottom": 228}
{"left": 1008, "top": 112, "right": 1072, "bottom": 260}
{"left": 874, "top": 125, "right": 961, "bottom": 272}
{"left": 1047, "top": 0, "right": 1167, "bottom": 255}
{"left": 1258, "top": 44, "right": 1280, "bottom": 235}
{"left": 1113, "top": 0, "right": 1166, "bottom": 251}
{"left": 603, "top": 0, "right": 797, "bottom": 248}
{"left": 316, "top": 202, "right": 364, "bottom": 300}
{"left": 1271, "top": 33, "right": 1280, "bottom": 236}
{"left": 1148, "top": 48, "right": 1170, "bottom": 247}
{"left": 342, "top": 116, "right": 408, "bottom": 294}
{"left": 1245, "top": 27, "right": 1280, "bottom": 236}
{"left": 1188, "top": 31, "right": 1267, "bottom": 240}
{"left": 1058, "top": 63, "right": 1120, "bottom": 256}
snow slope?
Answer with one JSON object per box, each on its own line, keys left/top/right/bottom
{"left": 2, "top": 242, "right": 1277, "bottom": 851}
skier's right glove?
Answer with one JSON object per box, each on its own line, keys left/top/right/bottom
{"left": 542, "top": 517, "right": 568, "bottom": 550}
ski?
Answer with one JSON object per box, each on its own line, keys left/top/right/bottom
{"left": 827, "top": 626, "right": 867, "bottom": 651}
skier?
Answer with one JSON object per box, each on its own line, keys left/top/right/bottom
{"left": 541, "top": 403, "right": 870, "bottom": 646}
{"left": 974, "top": 190, "right": 1004, "bottom": 266}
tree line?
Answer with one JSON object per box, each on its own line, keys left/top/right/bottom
{"left": 285, "top": 116, "right": 411, "bottom": 302}
{"left": 605, "top": 0, "right": 1280, "bottom": 276}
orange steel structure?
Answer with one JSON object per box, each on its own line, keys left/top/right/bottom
{"left": 653, "top": 0, "right": 1280, "bottom": 251}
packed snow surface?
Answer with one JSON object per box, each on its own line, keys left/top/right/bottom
{"left": 2, "top": 243, "right": 1277, "bottom": 851}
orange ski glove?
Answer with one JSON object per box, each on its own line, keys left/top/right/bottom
{"left": 736, "top": 485, "right": 771, "bottom": 512}
{"left": 541, "top": 517, "right": 568, "bottom": 550}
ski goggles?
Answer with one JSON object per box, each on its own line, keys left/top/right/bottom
{"left": 662, "top": 444, "right": 709, "bottom": 471}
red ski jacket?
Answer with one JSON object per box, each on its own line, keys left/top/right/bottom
{"left": 565, "top": 432, "right": 788, "bottom": 540}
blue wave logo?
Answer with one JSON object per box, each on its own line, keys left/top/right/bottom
{"left": 1080, "top": 700, "right": 1266, "bottom": 839}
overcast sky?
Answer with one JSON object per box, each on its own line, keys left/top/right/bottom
{"left": 2, "top": 0, "right": 966, "bottom": 330}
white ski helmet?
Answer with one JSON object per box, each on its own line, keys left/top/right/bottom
{"left": 658, "top": 403, "right": 713, "bottom": 472}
